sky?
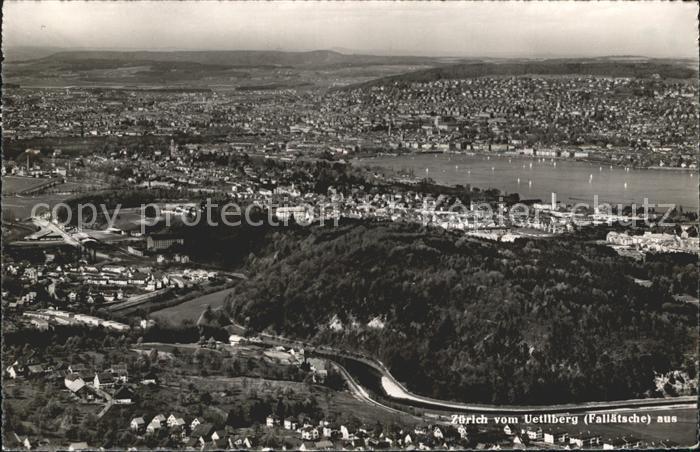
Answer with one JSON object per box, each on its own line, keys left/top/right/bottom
{"left": 3, "top": 1, "right": 699, "bottom": 58}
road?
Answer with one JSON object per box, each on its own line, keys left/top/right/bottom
{"left": 330, "top": 361, "right": 423, "bottom": 421}
{"left": 243, "top": 326, "right": 697, "bottom": 415}
{"left": 325, "top": 350, "right": 697, "bottom": 414}
{"left": 31, "top": 216, "right": 82, "bottom": 247}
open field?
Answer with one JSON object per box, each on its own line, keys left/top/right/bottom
{"left": 4, "top": 65, "right": 434, "bottom": 90}
{"left": 111, "top": 277, "right": 240, "bottom": 317}
{"left": 99, "top": 207, "right": 152, "bottom": 232}
{"left": 2, "top": 193, "right": 73, "bottom": 220}
{"left": 149, "top": 286, "right": 235, "bottom": 324}
{"left": 4, "top": 52, "right": 438, "bottom": 90}
{"left": 101, "top": 205, "right": 195, "bottom": 232}
{"left": 2, "top": 176, "right": 52, "bottom": 194}
{"left": 44, "top": 180, "right": 109, "bottom": 194}
{"left": 2, "top": 174, "right": 111, "bottom": 223}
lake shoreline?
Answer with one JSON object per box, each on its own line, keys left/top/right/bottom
{"left": 353, "top": 153, "right": 698, "bottom": 211}
{"left": 356, "top": 152, "right": 697, "bottom": 172}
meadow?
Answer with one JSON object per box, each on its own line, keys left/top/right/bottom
{"left": 149, "top": 287, "right": 235, "bottom": 324}
{"left": 2, "top": 176, "right": 49, "bottom": 194}
{"left": 2, "top": 193, "right": 72, "bottom": 220}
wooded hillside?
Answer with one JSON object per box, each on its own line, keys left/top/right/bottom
{"left": 227, "top": 222, "right": 698, "bottom": 404}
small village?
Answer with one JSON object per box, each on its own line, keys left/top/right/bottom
{"left": 5, "top": 354, "right": 675, "bottom": 451}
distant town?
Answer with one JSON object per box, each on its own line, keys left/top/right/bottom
{"left": 4, "top": 74, "right": 698, "bottom": 170}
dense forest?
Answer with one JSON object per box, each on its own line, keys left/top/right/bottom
{"left": 225, "top": 221, "right": 698, "bottom": 405}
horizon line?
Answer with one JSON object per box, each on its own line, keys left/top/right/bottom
{"left": 3, "top": 45, "right": 698, "bottom": 62}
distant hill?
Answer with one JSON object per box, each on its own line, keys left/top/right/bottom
{"left": 3, "top": 49, "right": 453, "bottom": 89}
{"left": 2, "top": 46, "right": 69, "bottom": 62}
{"left": 340, "top": 58, "right": 699, "bottom": 90}
{"left": 7, "top": 50, "right": 695, "bottom": 89}
{"left": 20, "top": 49, "right": 444, "bottom": 68}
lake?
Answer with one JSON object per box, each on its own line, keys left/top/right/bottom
{"left": 356, "top": 154, "right": 698, "bottom": 211}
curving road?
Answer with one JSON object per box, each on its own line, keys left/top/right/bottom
{"left": 330, "top": 361, "right": 424, "bottom": 421}
{"left": 247, "top": 327, "right": 696, "bottom": 415}
{"left": 329, "top": 350, "right": 697, "bottom": 414}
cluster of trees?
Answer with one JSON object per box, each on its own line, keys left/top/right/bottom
{"left": 3, "top": 386, "right": 68, "bottom": 436}
{"left": 4, "top": 324, "right": 132, "bottom": 350}
{"left": 140, "top": 323, "right": 227, "bottom": 343}
{"left": 4, "top": 244, "right": 79, "bottom": 265}
{"left": 226, "top": 221, "right": 698, "bottom": 404}
{"left": 643, "top": 252, "right": 698, "bottom": 297}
